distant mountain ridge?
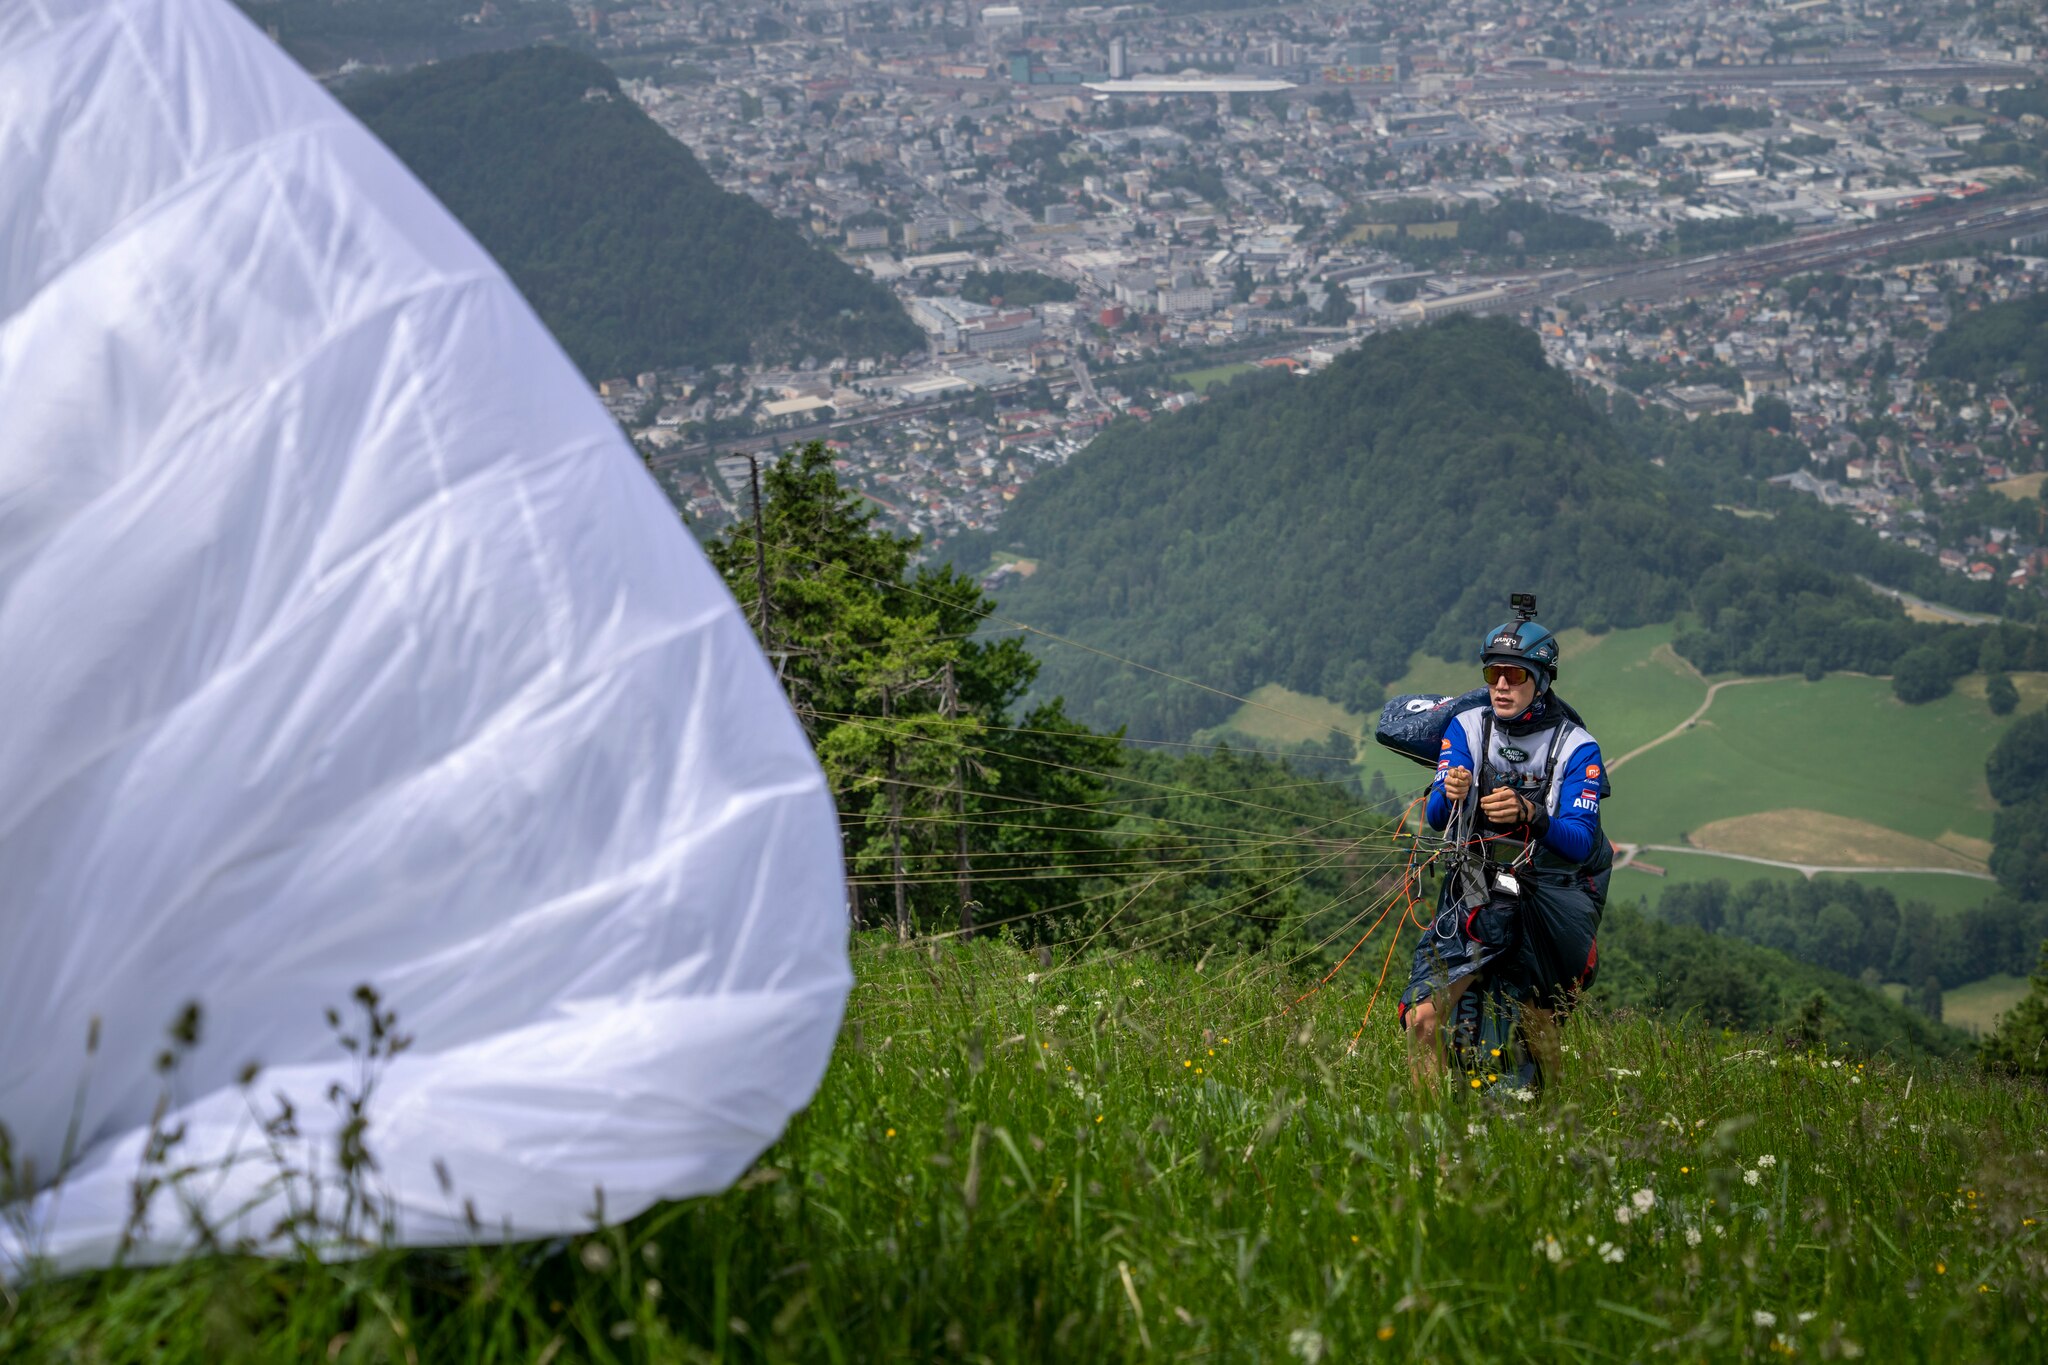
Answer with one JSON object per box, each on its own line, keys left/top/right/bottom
{"left": 347, "top": 47, "right": 923, "bottom": 379}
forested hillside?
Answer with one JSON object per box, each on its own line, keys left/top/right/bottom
{"left": 971, "top": 318, "right": 2040, "bottom": 735}
{"left": 975, "top": 320, "right": 1719, "bottom": 733}
{"left": 1925, "top": 289, "right": 2048, "bottom": 409}
{"left": 347, "top": 47, "right": 923, "bottom": 378}
{"left": 234, "top": 1, "right": 572, "bottom": 70}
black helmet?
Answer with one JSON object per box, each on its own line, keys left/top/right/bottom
{"left": 1481, "top": 619, "right": 1560, "bottom": 690}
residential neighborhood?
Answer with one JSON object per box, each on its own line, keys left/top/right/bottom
{"left": 330, "top": 0, "right": 2048, "bottom": 583}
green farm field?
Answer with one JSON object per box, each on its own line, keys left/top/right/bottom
{"left": 1222, "top": 628, "right": 2046, "bottom": 916}
{"left": 1886, "top": 973, "right": 2032, "bottom": 1037}
{"left": 1176, "top": 362, "right": 1261, "bottom": 393}
{"left": 1613, "top": 676, "right": 2007, "bottom": 848}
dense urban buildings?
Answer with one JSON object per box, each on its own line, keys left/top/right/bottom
{"left": 321, "top": 0, "right": 2048, "bottom": 583}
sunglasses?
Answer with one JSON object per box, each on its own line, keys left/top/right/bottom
{"left": 1483, "top": 664, "right": 1532, "bottom": 687}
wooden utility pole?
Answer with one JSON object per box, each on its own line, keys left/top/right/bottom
{"left": 745, "top": 454, "right": 771, "bottom": 648}
{"left": 883, "top": 685, "right": 909, "bottom": 942}
{"left": 943, "top": 661, "right": 973, "bottom": 937}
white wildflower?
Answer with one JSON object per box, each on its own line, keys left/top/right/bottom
{"left": 1599, "top": 1242, "right": 1625, "bottom": 1264}
{"left": 1757, "top": 1154, "right": 1777, "bottom": 1169}
{"left": 1754, "top": 1310, "right": 1777, "bottom": 1329}
{"left": 1632, "top": 1188, "right": 1657, "bottom": 1214}
{"left": 1467, "top": 1123, "right": 1484, "bottom": 1138}
{"left": 1614, "top": 1204, "right": 1633, "bottom": 1225}
{"left": 1744, "top": 1169, "right": 1762, "bottom": 1186}
{"left": 1049, "top": 1003, "right": 1069, "bottom": 1018}
{"left": 1796, "top": 1312, "right": 1816, "bottom": 1325}
{"left": 1287, "top": 1327, "right": 1326, "bottom": 1364}
{"left": 1684, "top": 1227, "right": 1703, "bottom": 1247}
{"left": 1533, "top": 1235, "right": 1564, "bottom": 1263}
{"left": 1713, "top": 1223, "right": 1727, "bottom": 1238}
{"left": 1025, "top": 972, "right": 1040, "bottom": 985}
{"left": 1608, "top": 1067, "right": 1640, "bottom": 1078}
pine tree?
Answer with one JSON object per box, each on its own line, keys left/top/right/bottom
{"left": 708, "top": 441, "right": 1123, "bottom": 939}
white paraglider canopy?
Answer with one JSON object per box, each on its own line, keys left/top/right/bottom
{"left": 0, "top": 0, "right": 848, "bottom": 1275}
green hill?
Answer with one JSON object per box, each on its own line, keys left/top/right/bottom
{"left": 974, "top": 318, "right": 2045, "bottom": 738}
{"left": 980, "top": 319, "right": 1725, "bottom": 735}
{"left": 346, "top": 47, "right": 923, "bottom": 379}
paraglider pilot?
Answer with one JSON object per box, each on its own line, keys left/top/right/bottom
{"left": 1397, "top": 595, "right": 1612, "bottom": 1091}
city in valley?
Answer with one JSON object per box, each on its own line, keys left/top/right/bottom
{"left": 320, "top": 1, "right": 2048, "bottom": 589}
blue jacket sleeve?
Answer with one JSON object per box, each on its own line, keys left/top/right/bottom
{"left": 1424, "top": 720, "right": 1474, "bottom": 830}
{"left": 1540, "top": 741, "right": 1605, "bottom": 864}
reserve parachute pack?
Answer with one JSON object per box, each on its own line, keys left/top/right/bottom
{"left": 1374, "top": 689, "right": 1491, "bottom": 769}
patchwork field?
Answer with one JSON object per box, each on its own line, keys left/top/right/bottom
{"left": 1612, "top": 675, "right": 2007, "bottom": 848}
{"left": 1687, "top": 810, "right": 1989, "bottom": 874}
{"left": 1215, "top": 626, "right": 2048, "bottom": 918}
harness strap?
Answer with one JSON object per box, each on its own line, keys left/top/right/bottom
{"left": 1473, "top": 708, "right": 1574, "bottom": 867}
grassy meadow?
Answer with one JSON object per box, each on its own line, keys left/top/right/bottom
{"left": 9, "top": 939, "right": 2044, "bottom": 1363}
{"left": 1177, "top": 363, "right": 1262, "bottom": 394}
{"left": 1888, "top": 974, "right": 2037, "bottom": 1039}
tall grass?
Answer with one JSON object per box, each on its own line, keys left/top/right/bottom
{"left": 6, "top": 936, "right": 2045, "bottom": 1362}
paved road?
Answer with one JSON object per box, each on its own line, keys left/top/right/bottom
{"left": 1617, "top": 841, "right": 1996, "bottom": 881}
{"left": 1858, "top": 577, "right": 2002, "bottom": 627}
